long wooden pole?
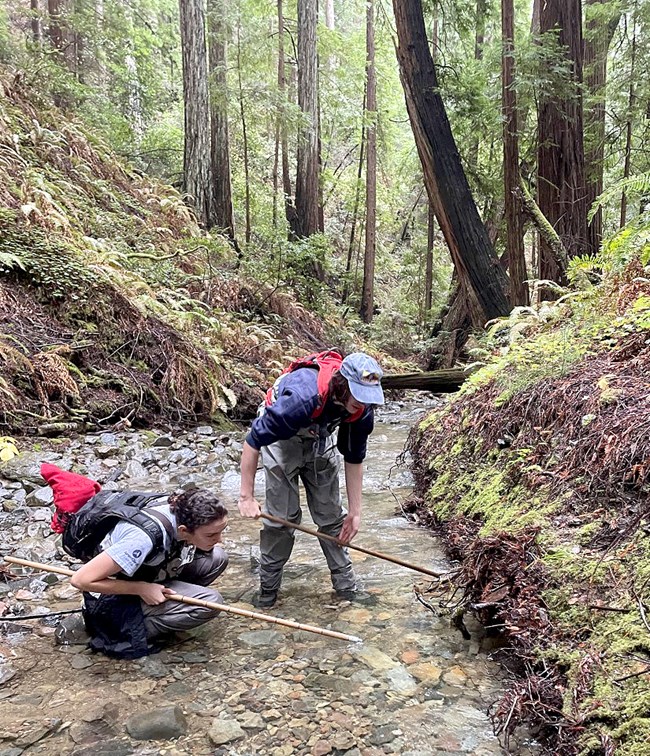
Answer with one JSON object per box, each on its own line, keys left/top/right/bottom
{"left": 3, "top": 557, "right": 361, "bottom": 644}
{"left": 260, "top": 513, "right": 451, "bottom": 578}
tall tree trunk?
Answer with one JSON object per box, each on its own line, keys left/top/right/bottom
{"left": 47, "top": 0, "right": 65, "bottom": 53}
{"left": 324, "top": 0, "right": 335, "bottom": 30}
{"left": 392, "top": 0, "right": 510, "bottom": 323}
{"left": 277, "top": 0, "right": 294, "bottom": 231}
{"left": 425, "top": 204, "right": 434, "bottom": 314}
{"left": 360, "top": 0, "right": 377, "bottom": 324}
{"left": 502, "top": 0, "right": 528, "bottom": 305}
{"left": 342, "top": 87, "right": 366, "bottom": 305}
{"left": 424, "top": 11, "right": 438, "bottom": 319}
{"left": 292, "top": 0, "right": 321, "bottom": 239}
{"left": 236, "top": 20, "right": 251, "bottom": 244}
{"left": 468, "top": 0, "right": 488, "bottom": 166}
{"left": 208, "top": 0, "right": 238, "bottom": 249}
{"left": 179, "top": 0, "right": 212, "bottom": 227}
{"left": 31, "top": 0, "right": 42, "bottom": 45}
{"left": 537, "top": 0, "right": 587, "bottom": 282}
{"left": 584, "top": 0, "right": 621, "bottom": 253}
{"left": 620, "top": 2, "right": 637, "bottom": 229}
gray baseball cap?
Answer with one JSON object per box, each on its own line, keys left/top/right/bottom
{"left": 339, "top": 353, "right": 385, "bottom": 405}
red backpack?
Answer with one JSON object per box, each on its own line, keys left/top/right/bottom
{"left": 41, "top": 463, "right": 102, "bottom": 533}
{"left": 265, "top": 350, "right": 364, "bottom": 422}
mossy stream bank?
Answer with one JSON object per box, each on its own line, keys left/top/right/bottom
{"left": 407, "top": 273, "right": 650, "bottom": 756}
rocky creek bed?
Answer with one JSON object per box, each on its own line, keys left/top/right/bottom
{"left": 0, "top": 402, "right": 525, "bottom": 755}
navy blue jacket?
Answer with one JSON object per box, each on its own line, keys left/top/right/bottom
{"left": 246, "top": 368, "right": 374, "bottom": 464}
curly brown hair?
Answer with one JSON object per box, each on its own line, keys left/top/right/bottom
{"left": 168, "top": 489, "right": 228, "bottom": 532}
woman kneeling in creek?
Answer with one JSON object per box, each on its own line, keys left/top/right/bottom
{"left": 69, "top": 489, "right": 229, "bottom": 658}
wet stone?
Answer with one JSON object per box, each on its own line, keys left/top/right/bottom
{"left": 25, "top": 488, "right": 54, "bottom": 507}
{"left": 71, "top": 738, "right": 134, "bottom": 756}
{"left": 208, "top": 719, "right": 246, "bottom": 746}
{"left": 237, "top": 630, "right": 284, "bottom": 647}
{"left": 125, "top": 705, "right": 187, "bottom": 740}
{"left": 69, "top": 655, "right": 94, "bottom": 670}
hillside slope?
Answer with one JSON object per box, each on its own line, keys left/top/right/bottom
{"left": 0, "top": 73, "right": 340, "bottom": 436}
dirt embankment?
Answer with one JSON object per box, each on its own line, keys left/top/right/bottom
{"left": 407, "top": 268, "right": 650, "bottom": 755}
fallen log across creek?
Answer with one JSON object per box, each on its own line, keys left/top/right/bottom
{"left": 381, "top": 368, "right": 467, "bottom": 392}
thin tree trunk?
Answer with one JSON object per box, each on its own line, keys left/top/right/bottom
{"left": 502, "top": 0, "right": 528, "bottom": 305}
{"left": 392, "top": 0, "right": 510, "bottom": 323}
{"left": 584, "top": 0, "right": 621, "bottom": 252}
{"left": 620, "top": 3, "right": 637, "bottom": 229}
{"left": 425, "top": 205, "right": 434, "bottom": 313}
{"left": 468, "top": 0, "right": 487, "bottom": 166}
{"left": 360, "top": 0, "right": 377, "bottom": 324}
{"left": 537, "top": 0, "right": 587, "bottom": 283}
{"left": 236, "top": 20, "right": 251, "bottom": 244}
{"left": 292, "top": 0, "right": 320, "bottom": 239}
{"left": 208, "top": 0, "right": 238, "bottom": 250}
{"left": 31, "top": 0, "right": 42, "bottom": 45}
{"left": 179, "top": 0, "right": 212, "bottom": 227}
{"left": 48, "top": 0, "right": 64, "bottom": 52}
{"left": 342, "top": 87, "right": 366, "bottom": 305}
{"left": 325, "top": 0, "right": 335, "bottom": 30}
{"left": 277, "top": 0, "right": 293, "bottom": 231}
{"left": 424, "top": 11, "right": 438, "bottom": 318}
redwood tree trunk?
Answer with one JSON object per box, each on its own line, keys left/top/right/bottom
{"left": 360, "top": 0, "right": 377, "bottom": 324}
{"left": 537, "top": 0, "right": 587, "bottom": 281}
{"left": 179, "top": 0, "right": 212, "bottom": 227}
{"left": 392, "top": 0, "right": 510, "bottom": 323}
{"left": 502, "top": 0, "right": 528, "bottom": 305}
{"left": 292, "top": 0, "right": 321, "bottom": 239}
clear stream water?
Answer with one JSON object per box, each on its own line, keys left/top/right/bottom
{"left": 0, "top": 401, "right": 525, "bottom": 755}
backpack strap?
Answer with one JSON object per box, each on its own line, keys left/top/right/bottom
{"left": 146, "top": 508, "right": 176, "bottom": 542}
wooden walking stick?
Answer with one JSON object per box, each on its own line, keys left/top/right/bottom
{"left": 259, "top": 513, "right": 452, "bottom": 579}
{"left": 3, "top": 557, "right": 361, "bottom": 644}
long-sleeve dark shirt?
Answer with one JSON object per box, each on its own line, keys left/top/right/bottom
{"left": 245, "top": 368, "right": 374, "bottom": 464}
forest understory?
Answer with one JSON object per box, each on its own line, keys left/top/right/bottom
{"left": 0, "top": 73, "right": 394, "bottom": 438}
{"left": 406, "top": 267, "right": 650, "bottom": 756}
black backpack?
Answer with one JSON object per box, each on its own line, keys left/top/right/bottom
{"left": 62, "top": 490, "right": 172, "bottom": 564}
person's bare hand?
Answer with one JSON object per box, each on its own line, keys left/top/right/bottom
{"left": 339, "top": 513, "right": 360, "bottom": 544}
{"left": 238, "top": 494, "right": 262, "bottom": 518}
{"left": 138, "top": 583, "right": 170, "bottom": 606}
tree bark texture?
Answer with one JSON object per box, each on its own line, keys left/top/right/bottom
{"left": 292, "top": 0, "right": 321, "bottom": 239}
{"left": 584, "top": 0, "right": 621, "bottom": 253}
{"left": 537, "top": 0, "right": 587, "bottom": 282}
{"left": 360, "top": 0, "right": 376, "bottom": 324}
{"left": 392, "top": 0, "right": 510, "bottom": 324}
{"left": 179, "top": 0, "right": 213, "bottom": 227}
{"left": 208, "top": 0, "right": 237, "bottom": 245}
{"left": 501, "top": 0, "right": 528, "bottom": 305}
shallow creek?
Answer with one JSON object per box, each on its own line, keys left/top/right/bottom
{"left": 0, "top": 402, "right": 513, "bottom": 755}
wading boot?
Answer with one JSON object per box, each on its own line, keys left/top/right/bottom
{"left": 252, "top": 589, "right": 278, "bottom": 609}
